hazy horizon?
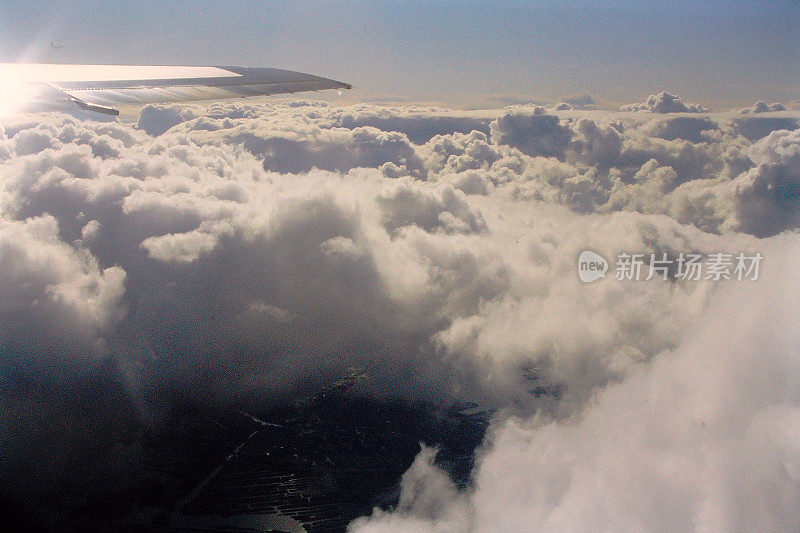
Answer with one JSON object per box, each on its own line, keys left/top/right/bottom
{"left": 1, "top": 0, "right": 797, "bottom": 109}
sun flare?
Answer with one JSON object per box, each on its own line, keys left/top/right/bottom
{"left": 0, "top": 68, "right": 34, "bottom": 117}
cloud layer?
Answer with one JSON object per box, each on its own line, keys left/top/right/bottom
{"left": 0, "top": 99, "right": 798, "bottom": 529}
{"left": 620, "top": 92, "right": 710, "bottom": 113}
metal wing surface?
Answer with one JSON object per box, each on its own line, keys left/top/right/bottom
{"left": 0, "top": 64, "right": 352, "bottom": 116}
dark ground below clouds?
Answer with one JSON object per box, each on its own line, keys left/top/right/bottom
{"left": 3, "top": 373, "right": 488, "bottom": 532}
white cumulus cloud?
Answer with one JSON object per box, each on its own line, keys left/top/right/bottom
{"left": 0, "top": 99, "right": 798, "bottom": 529}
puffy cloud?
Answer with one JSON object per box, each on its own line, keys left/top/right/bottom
{"left": 489, "top": 108, "right": 573, "bottom": 159}
{"left": 137, "top": 104, "right": 200, "bottom": 136}
{"left": 0, "top": 100, "right": 798, "bottom": 528}
{"left": 376, "top": 179, "right": 487, "bottom": 235}
{"left": 733, "top": 128, "right": 800, "bottom": 236}
{"left": 566, "top": 117, "right": 623, "bottom": 169}
{"left": 352, "top": 236, "right": 800, "bottom": 533}
{"left": 350, "top": 445, "right": 471, "bottom": 533}
{"left": 0, "top": 214, "right": 125, "bottom": 355}
{"left": 621, "top": 92, "right": 710, "bottom": 113}
{"left": 330, "top": 104, "right": 491, "bottom": 144}
{"left": 645, "top": 116, "right": 719, "bottom": 143}
{"left": 740, "top": 101, "right": 788, "bottom": 114}
{"left": 729, "top": 115, "right": 799, "bottom": 142}
{"left": 560, "top": 94, "right": 596, "bottom": 110}
{"left": 181, "top": 121, "right": 427, "bottom": 178}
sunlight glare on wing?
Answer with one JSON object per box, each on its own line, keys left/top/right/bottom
{"left": 0, "top": 63, "right": 239, "bottom": 83}
{"left": 0, "top": 65, "right": 33, "bottom": 117}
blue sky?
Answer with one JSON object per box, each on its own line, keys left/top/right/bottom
{"left": 0, "top": 0, "right": 797, "bottom": 107}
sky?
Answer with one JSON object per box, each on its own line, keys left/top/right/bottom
{"left": 0, "top": 0, "right": 797, "bottom": 108}
{"left": 2, "top": 3, "right": 800, "bottom": 529}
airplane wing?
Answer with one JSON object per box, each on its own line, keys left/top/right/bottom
{"left": 0, "top": 64, "right": 352, "bottom": 116}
